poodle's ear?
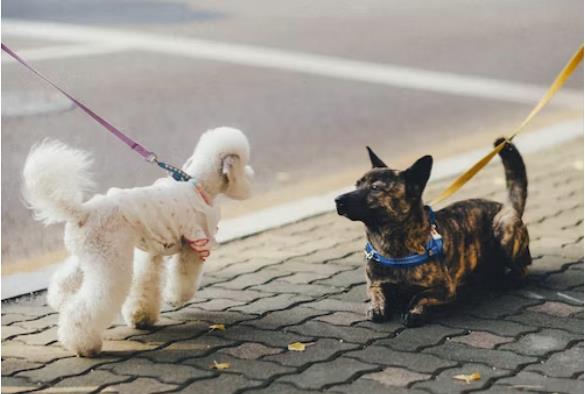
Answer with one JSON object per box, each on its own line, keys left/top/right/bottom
{"left": 221, "top": 154, "right": 252, "bottom": 200}
{"left": 221, "top": 155, "right": 238, "bottom": 176}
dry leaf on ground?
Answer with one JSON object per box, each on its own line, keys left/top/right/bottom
{"left": 209, "top": 323, "right": 225, "bottom": 331}
{"left": 453, "top": 372, "right": 481, "bottom": 384}
{"left": 210, "top": 360, "right": 230, "bottom": 370}
{"left": 288, "top": 342, "right": 313, "bottom": 352}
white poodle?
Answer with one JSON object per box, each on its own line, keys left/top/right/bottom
{"left": 22, "top": 127, "right": 253, "bottom": 357}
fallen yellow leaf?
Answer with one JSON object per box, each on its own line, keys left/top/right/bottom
{"left": 210, "top": 360, "right": 230, "bottom": 370}
{"left": 209, "top": 323, "right": 225, "bottom": 331}
{"left": 453, "top": 372, "right": 481, "bottom": 384}
{"left": 288, "top": 342, "right": 311, "bottom": 352}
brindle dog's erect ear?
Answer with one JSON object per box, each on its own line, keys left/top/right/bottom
{"left": 404, "top": 155, "right": 433, "bottom": 197}
{"left": 366, "top": 146, "right": 387, "bottom": 168}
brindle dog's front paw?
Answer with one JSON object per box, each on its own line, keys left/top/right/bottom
{"left": 402, "top": 311, "right": 427, "bottom": 328}
{"left": 367, "top": 306, "right": 389, "bottom": 322}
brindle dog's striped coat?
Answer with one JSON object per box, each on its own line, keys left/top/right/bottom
{"left": 335, "top": 139, "right": 531, "bottom": 327}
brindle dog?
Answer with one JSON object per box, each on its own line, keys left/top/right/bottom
{"left": 335, "top": 138, "right": 531, "bottom": 327}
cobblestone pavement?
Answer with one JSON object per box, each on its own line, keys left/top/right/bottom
{"left": 2, "top": 139, "right": 583, "bottom": 393}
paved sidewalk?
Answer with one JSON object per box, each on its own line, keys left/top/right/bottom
{"left": 2, "top": 139, "right": 583, "bottom": 394}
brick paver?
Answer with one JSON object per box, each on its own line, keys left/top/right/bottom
{"left": 2, "top": 139, "right": 583, "bottom": 393}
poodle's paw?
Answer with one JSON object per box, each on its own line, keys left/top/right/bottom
{"left": 58, "top": 328, "right": 102, "bottom": 358}
{"left": 122, "top": 304, "right": 159, "bottom": 329}
{"left": 164, "top": 295, "right": 190, "bottom": 308}
{"left": 163, "top": 288, "right": 195, "bottom": 308}
{"left": 75, "top": 343, "right": 102, "bottom": 358}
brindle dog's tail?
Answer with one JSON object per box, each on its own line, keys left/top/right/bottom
{"left": 495, "top": 137, "right": 527, "bottom": 217}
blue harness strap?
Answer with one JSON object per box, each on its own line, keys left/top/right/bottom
{"left": 365, "top": 206, "right": 443, "bottom": 268}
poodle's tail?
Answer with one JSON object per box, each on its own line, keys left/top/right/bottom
{"left": 495, "top": 137, "right": 528, "bottom": 217}
{"left": 23, "top": 140, "right": 95, "bottom": 225}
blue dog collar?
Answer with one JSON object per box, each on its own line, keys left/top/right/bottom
{"left": 364, "top": 206, "right": 443, "bottom": 268}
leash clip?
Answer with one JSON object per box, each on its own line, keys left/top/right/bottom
{"left": 145, "top": 153, "right": 158, "bottom": 164}
{"left": 364, "top": 249, "right": 374, "bottom": 260}
{"left": 430, "top": 225, "right": 442, "bottom": 240}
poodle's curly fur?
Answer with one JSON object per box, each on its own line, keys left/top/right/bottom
{"left": 23, "top": 127, "right": 254, "bottom": 357}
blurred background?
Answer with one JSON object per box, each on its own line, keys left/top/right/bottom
{"left": 2, "top": 0, "right": 583, "bottom": 273}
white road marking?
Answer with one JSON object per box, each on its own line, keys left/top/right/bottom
{"left": 1, "top": 42, "right": 130, "bottom": 64}
{"left": 3, "top": 90, "right": 74, "bottom": 117}
{"left": 3, "top": 19, "right": 583, "bottom": 107}
{"left": 427, "top": 120, "right": 584, "bottom": 184}
{"left": 2, "top": 263, "right": 61, "bottom": 299}
{"left": 556, "top": 292, "right": 584, "bottom": 305}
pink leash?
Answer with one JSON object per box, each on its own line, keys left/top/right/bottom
{"left": 2, "top": 43, "right": 156, "bottom": 161}
{"left": 2, "top": 42, "right": 200, "bottom": 187}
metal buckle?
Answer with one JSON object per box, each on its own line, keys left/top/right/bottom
{"left": 365, "top": 249, "right": 374, "bottom": 260}
{"left": 145, "top": 153, "right": 158, "bottom": 163}
{"left": 431, "top": 225, "right": 442, "bottom": 240}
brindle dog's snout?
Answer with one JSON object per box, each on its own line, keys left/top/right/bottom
{"left": 335, "top": 192, "right": 359, "bottom": 220}
{"left": 335, "top": 191, "right": 364, "bottom": 220}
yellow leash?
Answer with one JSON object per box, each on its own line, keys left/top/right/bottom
{"left": 430, "top": 44, "right": 584, "bottom": 207}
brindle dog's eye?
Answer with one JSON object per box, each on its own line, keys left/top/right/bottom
{"left": 371, "top": 183, "right": 382, "bottom": 191}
